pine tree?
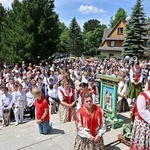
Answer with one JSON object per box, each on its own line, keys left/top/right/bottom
{"left": 69, "top": 17, "right": 84, "bottom": 56}
{"left": 122, "top": 0, "right": 146, "bottom": 57}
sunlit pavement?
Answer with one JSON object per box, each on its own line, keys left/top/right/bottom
{"left": 0, "top": 112, "right": 130, "bottom": 150}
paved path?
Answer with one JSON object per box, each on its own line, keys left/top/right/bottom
{"left": 0, "top": 112, "right": 130, "bottom": 150}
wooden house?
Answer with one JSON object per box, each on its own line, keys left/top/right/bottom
{"left": 98, "top": 20, "right": 150, "bottom": 58}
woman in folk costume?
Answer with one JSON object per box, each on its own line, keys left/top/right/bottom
{"left": 58, "top": 80, "right": 77, "bottom": 123}
{"left": 117, "top": 71, "right": 130, "bottom": 112}
{"left": 128, "top": 61, "right": 143, "bottom": 104}
{"left": 74, "top": 94, "right": 106, "bottom": 150}
{"left": 88, "top": 78, "right": 99, "bottom": 103}
{"left": 130, "top": 79, "right": 150, "bottom": 150}
{"left": 76, "top": 82, "right": 96, "bottom": 111}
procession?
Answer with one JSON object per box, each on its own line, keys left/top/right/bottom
{"left": 1, "top": 0, "right": 150, "bottom": 149}
{"left": 0, "top": 56, "right": 150, "bottom": 150}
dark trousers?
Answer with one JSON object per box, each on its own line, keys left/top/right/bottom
{"left": 29, "top": 106, "right": 35, "bottom": 119}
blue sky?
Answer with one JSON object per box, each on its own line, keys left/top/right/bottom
{"left": 1, "top": 0, "right": 150, "bottom": 28}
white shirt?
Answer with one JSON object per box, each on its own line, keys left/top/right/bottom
{"left": 76, "top": 93, "right": 96, "bottom": 111}
{"left": 26, "top": 91, "right": 34, "bottom": 107}
{"left": 12, "top": 91, "right": 20, "bottom": 107}
{"left": 0, "top": 93, "right": 13, "bottom": 109}
{"left": 76, "top": 109, "right": 106, "bottom": 138}
{"left": 137, "top": 90, "right": 150, "bottom": 124}
{"left": 22, "top": 81, "right": 30, "bottom": 91}
{"left": 117, "top": 81, "right": 127, "bottom": 102}
{"left": 13, "top": 91, "right": 27, "bottom": 108}
{"left": 58, "top": 88, "right": 76, "bottom": 102}
{"left": 130, "top": 66, "right": 143, "bottom": 83}
{"left": 48, "top": 89, "right": 58, "bottom": 99}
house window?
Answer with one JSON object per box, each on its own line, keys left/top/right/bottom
{"left": 117, "top": 27, "right": 123, "bottom": 35}
{"left": 110, "top": 41, "right": 115, "bottom": 47}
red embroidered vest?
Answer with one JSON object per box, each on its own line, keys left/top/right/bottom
{"left": 60, "top": 89, "right": 75, "bottom": 104}
{"left": 89, "top": 86, "right": 96, "bottom": 95}
{"left": 132, "top": 67, "right": 141, "bottom": 82}
{"left": 76, "top": 105, "right": 102, "bottom": 136}
{"left": 134, "top": 92, "right": 150, "bottom": 120}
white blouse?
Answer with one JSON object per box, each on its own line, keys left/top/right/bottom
{"left": 137, "top": 90, "right": 150, "bottom": 124}
{"left": 117, "top": 81, "right": 127, "bottom": 102}
{"left": 130, "top": 66, "right": 143, "bottom": 83}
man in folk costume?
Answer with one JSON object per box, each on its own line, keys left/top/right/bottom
{"left": 128, "top": 61, "right": 143, "bottom": 105}
{"left": 58, "top": 80, "right": 77, "bottom": 123}
{"left": 130, "top": 79, "right": 150, "bottom": 150}
{"left": 74, "top": 94, "right": 106, "bottom": 150}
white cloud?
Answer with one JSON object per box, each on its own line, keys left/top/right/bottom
{"left": 77, "top": 5, "right": 106, "bottom": 14}
{"left": 1, "top": 0, "right": 22, "bottom": 9}
{"left": 0, "top": 0, "right": 13, "bottom": 8}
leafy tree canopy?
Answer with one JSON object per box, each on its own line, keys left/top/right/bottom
{"left": 0, "top": 0, "right": 61, "bottom": 64}
{"left": 109, "top": 8, "right": 127, "bottom": 27}
{"left": 83, "top": 19, "right": 101, "bottom": 33}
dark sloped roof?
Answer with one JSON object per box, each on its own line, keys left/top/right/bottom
{"left": 101, "top": 28, "right": 113, "bottom": 43}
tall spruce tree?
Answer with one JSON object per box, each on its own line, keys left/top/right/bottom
{"left": 122, "top": 0, "right": 146, "bottom": 57}
{"left": 69, "top": 17, "right": 84, "bottom": 56}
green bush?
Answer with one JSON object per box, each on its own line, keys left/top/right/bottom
{"left": 84, "top": 56, "right": 92, "bottom": 59}
{"left": 99, "top": 55, "right": 106, "bottom": 59}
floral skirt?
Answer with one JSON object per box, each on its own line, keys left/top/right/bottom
{"left": 58, "top": 104, "right": 76, "bottom": 123}
{"left": 130, "top": 117, "right": 150, "bottom": 150}
{"left": 73, "top": 135, "right": 104, "bottom": 150}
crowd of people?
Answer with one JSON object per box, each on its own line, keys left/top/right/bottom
{"left": 0, "top": 56, "right": 150, "bottom": 149}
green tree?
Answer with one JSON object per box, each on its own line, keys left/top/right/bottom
{"left": 122, "top": 0, "right": 146, "bottom": 57}
{"left": 57, "top": 22, "right": 69, "bottom": 53}
{"left": 83, "top": 19, "right": 101, "bottom": 33}
{"left": 0, "top": 3, "right": 5, "bottom": 32}
{"left": 84, "top": 24, "right": 106, "bottom": 56}
{"left": 1, "top": 0, "right": 61, "bottom": 63}
{"left": 0, "top": 4, "right": 5, "bottom": 42}
{"left": 69, "top": 17, "right": 84, "bottom": 56}
{"left": 109, "top": 8, "right": 127, "bottom": 27}
{"left": 0, "top": 3, "right": 5, "bottom": 64}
